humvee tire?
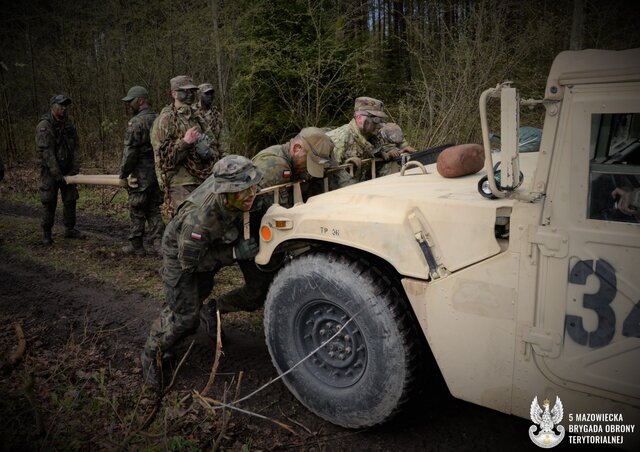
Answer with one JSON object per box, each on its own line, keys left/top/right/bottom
{"left": 263, "top": 251, "right": 421, "bottom": 428}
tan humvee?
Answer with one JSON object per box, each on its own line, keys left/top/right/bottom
{"left": 257, "top": 48, "right": 640, "bottom": 448}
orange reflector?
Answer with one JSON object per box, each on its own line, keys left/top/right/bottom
{"left": 275, "top": 220, "right": 287, "bottom": 228}
{"left": 260, "top": 225, "right": 272, "bottom": 242}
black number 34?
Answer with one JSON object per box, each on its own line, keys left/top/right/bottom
{"left": 565, "top": 259, "right": 640, "bottom": 348}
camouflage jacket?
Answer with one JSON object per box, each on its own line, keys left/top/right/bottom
{"left": 325, "top": 120, "right": 380, "bottom": 188}
{"left": 119, "top": 107, "right": 158, "bottom": 192}
{"left": 161, "top": 189, "right": 241, "bottom": 286}
{"left": 35, "top": 112, "right": 80, "bottom": 180}
{"left": 195, "top": 103, "right": 225, "bottom": 154}
{"left": 326, "top": 119, "right": 377, "bottom": 163}
{"left": 151, "top": 105, "right": 218, "bottom": 190}
{"left": 252, "top": 143, "right": 324, "bottom": 208}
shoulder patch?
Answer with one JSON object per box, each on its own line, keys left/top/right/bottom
{"left": 39, "top": 127, "right": 47, "bottom": 132}
{"left": 191, "top": 232, "right": 202, "bottom": 240}
{"left": 282, "top": 170, "right": 291, "bottom": 178}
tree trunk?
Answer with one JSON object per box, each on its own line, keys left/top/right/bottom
{"left": 570, "top": 0, "right": 585, "bottom": 50}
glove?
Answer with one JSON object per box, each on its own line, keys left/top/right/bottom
{"left": 234, "top": 237, "right": 259, "bottom": 260}
{"left": 345, "top": 156, "right": 362, "bottom": 172}
{"left": 195, "top": 135, "right": 213, "bottom": 160}
{"left": 118, "top": 176, "right": 139, "bottom": 188}
{"left": 382, "top": 148, "right": 402, "bottom": 160}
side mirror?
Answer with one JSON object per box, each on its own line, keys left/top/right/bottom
{"left": 499, "top": 86, "right": 521, "bottom": 190}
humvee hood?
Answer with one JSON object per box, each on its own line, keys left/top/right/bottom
{"left": 257, "top": 153, "right": 538, "bottom": 279}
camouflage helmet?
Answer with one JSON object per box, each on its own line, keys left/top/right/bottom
{"left": 213, "top": 155, "right": 263, "bottom": 193}
{"left": 379, "top": 123, "right": 405, "bottom": 145}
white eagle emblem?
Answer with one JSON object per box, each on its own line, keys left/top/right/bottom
{"left": 529, "top": 396, "right": 565, "bottom": 448}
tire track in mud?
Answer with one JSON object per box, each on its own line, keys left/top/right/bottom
{"left": 0, "top": 253, "right": 155, "bottom": 349}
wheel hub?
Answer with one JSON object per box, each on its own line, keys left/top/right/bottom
{"left": 296, "top": 301, "right": 367, "bottom": 387}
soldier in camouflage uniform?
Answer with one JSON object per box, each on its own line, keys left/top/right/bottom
{"left": 141, "top": 155, "right": 262, "bottom": 386}
{"left": 119, "top": 86, "right": 165, "bottom": 256}
{"left": 35, "top": 94, "right": 84, "bottom": 245}
{"left": 252, "top": 127, "right": 334, "bottom": 209}
{"left": 200, "top": 127, "right": 336, "bottom": 319}
{"left": 326, "top": 96, "right": 386, "bottom": 188}
{"left": 151, "top": 75, "right": 221, "bottom": 216}
{"left": 374, "top": 122, "right": 416, "bottom": 176}
{"left": 195, "top": 83, "right": 225, "bottom": 155}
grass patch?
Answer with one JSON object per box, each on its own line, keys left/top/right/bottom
{"left": 0, "top": 215, "right": 164, "bottom": 299}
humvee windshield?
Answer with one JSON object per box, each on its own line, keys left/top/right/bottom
{"left": 588, "top": 112, "right": 640, "bottom": 223}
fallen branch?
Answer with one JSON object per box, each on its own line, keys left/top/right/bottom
{"left": 2, "top": 322, "right": 26, "bottom": 372}
{"left": 194, "top": 391, "right": 295, "bottom": 435}
{"left": 201, "top": 309, "right": 223, "bottom": 397}
{"left": 213, "top": 371, "right": 243, "bottom": 452}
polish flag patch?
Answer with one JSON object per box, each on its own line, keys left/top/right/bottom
{"left": 191, "top": 232, "right": 202, "bottom": 240}
{"left": 282, "top": 170, "right": 291, "bottom": 178}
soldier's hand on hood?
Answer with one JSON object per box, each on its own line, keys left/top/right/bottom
{"left": 234, "top": 237, "right": 259, "bottom": 261}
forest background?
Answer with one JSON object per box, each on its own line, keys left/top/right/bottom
{"left": 1, "top": 0, "right": 640, "bottom": 170}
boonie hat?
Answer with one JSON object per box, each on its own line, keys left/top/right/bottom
{"left": 122, "top": 86, "right": 149, "bottom": 102}
{"left": 198, "top": 83, "right": 214, "bottom": 93}
{"left": 50, "top": 94, "right": 72, "bottom": 106}
{"left": 354, "top": 96, "right": 386, "bottom": 118}
{"left": 213, "top": 155, "right": 263, "bottom": 193}
{"left": 380, "top": 123, "right": 405, "bottom": 145}
{"left": 298, "top": 127, "right": 335, "bottom": 178}
{"left": 170, "top": 75, "right": 198, "bottom": 91}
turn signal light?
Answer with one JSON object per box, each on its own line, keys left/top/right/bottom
{"left": 260, "top": 225, "right": 272, "bottom": 242}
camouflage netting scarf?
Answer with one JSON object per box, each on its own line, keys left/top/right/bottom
{"left": 157, "top": 105, "right": 214, "bottom": 180}
{"left": 157, "top": 105, "right": 215, "bottom": 216}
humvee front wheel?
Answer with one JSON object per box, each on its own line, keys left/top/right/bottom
{"left": 264, "top": 252, "right": 421, "bottom": 428}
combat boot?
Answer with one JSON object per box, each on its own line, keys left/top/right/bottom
{"left": 64, "top": 228, "right": 85, "bottom": 239}
{"left": 122, "top": 240, "right": 146, "bottom": 256}
{"left": 140, "top": 351, "right": 159, "bottom": 387}
{"left": 151, "top": 239, "right": 163, "bottom": 256}
{"left": 42, "top": 230, "right": 53, "bottom": 246}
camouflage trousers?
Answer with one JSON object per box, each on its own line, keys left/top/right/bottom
{"left": 143, "top": 270, "right": 216, "bottom": 357}
{"left": 39, "top": 170, "right": 79, "bottom": 231}
{"left": 128, "top": 185, "right": 165, "bottom": 244}
{"left": 216, "top": 259, "right": 276, "bottom": 313}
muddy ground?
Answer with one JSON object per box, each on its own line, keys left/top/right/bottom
{"left": 0, "top": 198, "right": 613, "bottom": 451}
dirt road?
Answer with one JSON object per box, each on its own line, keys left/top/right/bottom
{"left": 0, "top": 199, "right": 609, "bottom": 451}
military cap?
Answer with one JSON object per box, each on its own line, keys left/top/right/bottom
{"left": 213, "top": 155, "right": 263, "bottom": 193}
{"left": 298, "top": 127, "right": 335, "bottom": 178}
{"left": 380, "top": 123, "right": 405, "bottom": 145}
{"left": 198, "top": 83, "right": 214, "bottom": 93}
{"left": 50, "top": 94, "right": 72, "bottom": 106}
{"left": 354, "top": 96, "right": 386, "bottom": 118}
{"left": 121, "top": 85, "right": 149, "bottom": 102}
{"left": 170, "top": 75, "right": 198, "bottom": 91}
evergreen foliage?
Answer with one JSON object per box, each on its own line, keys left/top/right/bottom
{"left": 1, "top": 0, "right": 639, "bottom": 166}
